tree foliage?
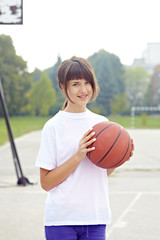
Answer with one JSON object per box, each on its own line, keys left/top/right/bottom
{"left": 45, "top": 56, "right": 65, "bottom": 114}
{"left": 32, "top": 68, "right": 43, "bottom": 82}
{"left": 0, "top": 34, "right": 32, "bottom": 116}
{"left": 88, "top": 49, "right": 125, "bottom": 115}
{"left": 125, "top": 66, "right": 150, "bottom": 107}
{"left": 28, "top": 72, "right": 56, "bottom": 116}
{"left": 45, "top": 55, "right": 62, "bottom": 91}
{"left": 0, "top": 34, "right": 154, "bottom": 117}
{"left": 110, "top": 93, "right": 129, "bottom": 115}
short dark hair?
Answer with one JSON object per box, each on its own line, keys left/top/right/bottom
{"left": 58, "top": 56, "right": 99, "bottom": 109}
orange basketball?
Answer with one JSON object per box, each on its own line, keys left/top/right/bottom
{"left": 87, "top": 121, "right": 133, "bottom": 169}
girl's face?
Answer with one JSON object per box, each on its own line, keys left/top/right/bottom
{"left": 63, "top": 78, "right": 93, "bottom": 112}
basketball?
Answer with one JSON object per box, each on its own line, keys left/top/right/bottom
{"left": 87, "top": 121, "right": 133, "bottom": 169}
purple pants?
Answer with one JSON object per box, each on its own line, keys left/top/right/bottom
{"left": 45, "top": 225, "right": 106, "bottom": 240}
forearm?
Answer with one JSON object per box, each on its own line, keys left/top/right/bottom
{"left": 40, "top": 153, "right": 82, "bottom": 191}
{"left": 107, "top": 168, "right": 115, "bottom": 176}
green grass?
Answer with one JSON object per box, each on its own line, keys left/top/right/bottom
{"left": 109, "top": 116, "right": 131, "bottom": 128}
{"left": 0, "top": 116, "right": 50, "bottom": 146}
{"left": 0, "top": 115, "right": 160, "bottom": 146}
{"left": 109, "top": 115, "right": 160, "bottom": 129}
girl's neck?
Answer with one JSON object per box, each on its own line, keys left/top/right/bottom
{"left": 64, "top": 104, "right": 87, "bottom": 113}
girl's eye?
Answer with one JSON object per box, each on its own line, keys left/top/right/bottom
{"left": 85, "top": 81, "right": 91, "bottom": 85}
{"left": 73, "top": 83, "right": 79, "bottom": 86}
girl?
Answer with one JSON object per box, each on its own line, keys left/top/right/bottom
{"left": 35, "top": 56, "right": 133, "bottom": 240}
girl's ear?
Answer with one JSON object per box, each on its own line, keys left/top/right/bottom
{"left": 60, "top": 83, "right": 65, "bottom": 92}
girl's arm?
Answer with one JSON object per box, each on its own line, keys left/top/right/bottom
{"left": 40, "top": 129, "right": 96, "bottom": 191}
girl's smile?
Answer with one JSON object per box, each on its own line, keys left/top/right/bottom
{"left": 78, "top": 94, "right": 88, "bottom": 100}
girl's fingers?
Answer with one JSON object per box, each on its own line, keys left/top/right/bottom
{"left": 130, "top": 139, "right": 134, "bottom": 156}
{"left": 87, "top": 146, "right": 95, "bottom": 152}
{"left": 128, "top": 139, "right": 134, "bottom": 160}
{"left": 81, "top": 138, "right": 96, "bottom": 153}
{"left": 82, "top": 128, "right": 93, "bottom": 138}
{"left": 85, "top": 137, "right": 96, "bottom": 147}
{"left": 81, "top": 130, "right": 95, "bottom": 145}
{"left": 77, "top": 128, "right": 96, "bottom": 157}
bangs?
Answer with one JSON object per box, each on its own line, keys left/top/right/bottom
{"left": 58, "top": 56, "right": 99, "bottom": 106}
{"left": 66, "top": 61, "right": 93, "bottom": 83}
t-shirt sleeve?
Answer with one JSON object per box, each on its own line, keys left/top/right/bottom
{"left": 101, "top": 116, "right": 109, "bottom": 122}
{"left": 35, "top": 124, "right": 57, "bottom": 170}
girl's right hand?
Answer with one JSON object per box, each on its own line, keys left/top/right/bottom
{"left": 76, "top": 129, "right": 96, "bottom": 161}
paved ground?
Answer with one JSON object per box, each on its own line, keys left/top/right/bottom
{"left": 0, "top": 129, "right": 160, "bottom": 240}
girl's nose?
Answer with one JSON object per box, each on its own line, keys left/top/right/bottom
{"left": 80, "top": 84, "right": 87, "bottom": 93}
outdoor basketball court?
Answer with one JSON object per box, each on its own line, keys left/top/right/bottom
{"left": 0, "top": 129, "right": 160, "bottom": 240}
{"left": 107, "top": 170, "right": 160, "bottom": 240}
{"left": 107, "top": 129, "right": 160, "bottom": 240}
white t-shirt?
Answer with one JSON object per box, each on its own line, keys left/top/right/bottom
{"left": 35, "top": 109, "right": 111, "bottom": 226}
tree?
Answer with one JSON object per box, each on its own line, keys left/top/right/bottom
{"left": 32, "top": 68, "right": 43, "bottom": 82}
{"left": 45, "top": 55, "right": 65, "bottom": 114}
{"left": 28, "top": 72, "right": 56, "bottom": 116}
{"left": 125, "top": 66, "right": 150, "bottom": 107}
{"left": 0, "top": 34, "right": 32, "bottom": 116}
{"left": 143, "top": 82, "right": 153, "bottom": 106}
{"left": 45, "top": 55, "right": 62, "bottom": 91}
{"left": 110, "top": 93, "right": 129, "bottom": 115}
{"left": 31, "top": 56, "right": 64, "bottom": 115}
{"left": 88, "top": 49, "right": 125, "bottom": 115}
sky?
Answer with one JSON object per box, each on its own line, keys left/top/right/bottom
{"left": 0, "top": 0, "right": 160, "bottom": 72}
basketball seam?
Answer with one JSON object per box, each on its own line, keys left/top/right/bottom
{"left": 108, "top": 132, "right": 130, "bottom": 168}
{"left": 88, "top": 124, "right": 116, "bottom": 159}
{"left": 96, "top": 127, "right": 123, "bottom": 166}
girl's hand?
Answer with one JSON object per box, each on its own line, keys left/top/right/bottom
{"left": 130, "top": 139, "right": 134, "bottom": 157}
{"left": 76, "top": 129, "right": 96, "bottom": 161}
{"left": 127, "top": 139, "right": 134, "bottom": 161}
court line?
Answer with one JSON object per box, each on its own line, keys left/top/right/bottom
{"left": 107, "top": 192, "right": 143, "bottom": 239}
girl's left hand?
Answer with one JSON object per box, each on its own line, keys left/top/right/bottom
{"left": 127, "top": 139, "right": 134, "bottom": 160}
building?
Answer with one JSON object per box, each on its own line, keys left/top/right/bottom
{"left": 131, "top": 43, "right": 160, "bottom": 106}
{"left": 143, "top": 43, "right": 160, "bottom": 66}
{"left": 132, "top": 42, "right": 160, "bottom": 74}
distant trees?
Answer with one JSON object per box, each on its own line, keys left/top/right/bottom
{"left": 32, "top": 68, "right": 43, "bottom": 82}
{"left": 88, "top": 50, "right": 151, "bottom": 115}
{"left": 124, "top": 66, "right": 150, "bottom": 107}
{"left": 0, "top": 34, "right": 154, "bottom": 117}
{"left": 44, "top": 56, "right": 64, "bottom": 114}
{"left": 28, "top": 72, "right": 56, "bottom": 116}
{"left": 45, "top": 55, "right": 61, "bottom": 92}
{"left": 110, "top": 67, "right": 151, "bottom": 115}
{"left": 110, "top": 93, "right": 128, "bottom": 115}
{"left": 0, "top": 34, "right": 56, "bottom": 117}
{"left": 88, "top": 49, "right": 125, "bottom": 115}
{"left": 0, "top": 35, "right": 32, "bottom": 116}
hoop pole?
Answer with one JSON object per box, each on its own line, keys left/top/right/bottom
{"left": 0, "top": 78, "right": 27, "bottom": 186}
